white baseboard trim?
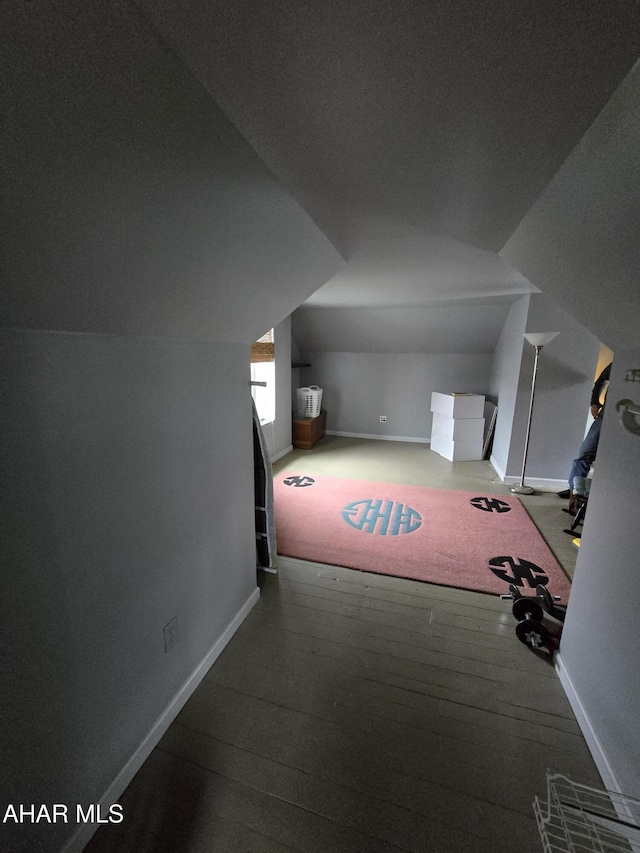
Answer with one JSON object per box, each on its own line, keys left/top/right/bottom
{"left": 270, "top": 444, "right": 293, "bottom": 463}
{"left": 501, "top": 475, "right": 567, "bottom": 489}
{"left": 61, "top": 586, "right": 261, "bottom": 853}
{"left": 555, "top": 651, "right": 623, "bottom": 795}
{"left": 326, "top": 430, "right": 429, "bottom": 444}
{"left": 489, "top": 456, "right": 566, "bottom": 490}
{"left": 489, "top": 455, "right": 506, "bottom": 481}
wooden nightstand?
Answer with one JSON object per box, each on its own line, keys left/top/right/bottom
{"left": 292, "top": 410, "right": 326, "bottom": 450}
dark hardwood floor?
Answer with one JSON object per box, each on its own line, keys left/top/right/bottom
{"left": 86, "top": 442, "right": 595, "bottom": 852}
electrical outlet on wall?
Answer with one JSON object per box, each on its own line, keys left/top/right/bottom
{"left": 163, "top": 617, "right": 179, "bottom": 652}
{"left": 380, "top": 415, "right": 387, "bottom": 423}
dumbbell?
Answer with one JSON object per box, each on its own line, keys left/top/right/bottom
{"left": 500, "top": 583, "right": 523, "bottom": 602}
{"left": 511, "top": 596, "right": 550, "bottom": 649}
{"left": 500, "top": 583, "right": 561, "bottom": 614}
{"left": 536, "top": 584, "right": 561, "bottom": 614}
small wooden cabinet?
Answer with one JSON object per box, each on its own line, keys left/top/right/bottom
{"left": 292, "top": 410, "right": 326, "bottom": 450}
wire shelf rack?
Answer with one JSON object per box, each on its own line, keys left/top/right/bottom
{"left": 535, "top": 772, "right": 640, "bottom": 852}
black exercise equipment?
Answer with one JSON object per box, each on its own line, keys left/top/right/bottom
{"left": 536, "top": 584, "right": 560, "bottom": 614}
{"left": 500, "top": 584, "right": 561, "bottom": 612}
{"left": 562, "top": 474, "right": 591, "bottom": 538}
{"left": 499, "top": 583, "right": 522, "bottom": 602}
{"left": 512, "top": 597, "right": 550, "bottom": 648}
{"left": 499, "top": 587, "right": 561, "bottom": 649}
{"left": 512, "top": 596, "right": 542, "bottom": 621}
{"left": 563, "top": 499, "right": 587, "bottom": 537}
{"left": 515, "top": 618, "right": 550, "bottom": 649}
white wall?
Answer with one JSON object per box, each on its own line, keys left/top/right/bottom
{"left": 291, "top": 337, "right": 304, "bottom": 415}
{"left": 1, "top": 330, "right": 256, "bottom": 852}
{"left": 274, "top": 317, "right": 293, "bottom": 458}
{"left": 490, "top": 294, "right": 602, "bottom": 483}
{"left": 488, "top": 295, "right": 529, "bottom": 477}
{"left": 0, "top": 1, "right": 343, "bottom": 344}
{"left": 495, "top": 58, "right": 640, "bottom": 798}
{"left": 557, "top": 352, "right": 640, "bottom": 799}
{"left": 505, "top": 294, "right": 603, "bottom": 481}
{"left": 0, "top": 3, "right": 341, "bottom": 850}
{"left": 300, "top": 352, "right": 492, "bottom": 440}
{"left": 501, "top": 59, "right": 640, "bottom": 353}
{"left": 293, "top": 304, "right": 512, "bottom": 354}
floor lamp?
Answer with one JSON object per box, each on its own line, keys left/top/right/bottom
{"left": 510, "top": 332, "right": 559, "bottom": 495}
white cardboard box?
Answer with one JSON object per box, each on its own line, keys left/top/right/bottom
{"left": 431, "top": 412, "right": 484, "bottom": 442}
{"left": 430, "top": 433, "right": 484, "bottom": 462}
{"left": 430, "top": 392, "right": 485, "bottom": 419}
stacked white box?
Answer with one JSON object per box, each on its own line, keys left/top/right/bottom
{"left": 430, "top": 393, "right": 485, "bottom": 461}
{"left": 431, "top": 392, "right": 485, "bottom": 419}
{"left": 431, "top": 412, "right": 484, "bottom": 441}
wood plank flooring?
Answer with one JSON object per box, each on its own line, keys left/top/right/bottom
{"left": 87, "top": 559, "right": 599, "bottom": 852}
{"left": 87, "top": 441, "right": 595, "bottom": 852}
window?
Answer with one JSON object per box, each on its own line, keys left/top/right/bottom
{"left": 251, "top": 330, "right": 276, "bottom": 425}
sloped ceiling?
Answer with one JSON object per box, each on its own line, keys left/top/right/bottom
{"left": 138, "top": 0, "right": 640, "bottom": 353}
{"left": 292, "top": 302, "right": 514, "bottom": 355}
{"left": 139, "top": 0, "right": 640, "bottom": 254}
{"left": 303, "top": 233, "right": 532, "bottom": 308}
{"left": 501, "top": 58, "right": 640, "bottom": 352}
{"left": 0, "top": 0, "right": 344, "bottom": 344}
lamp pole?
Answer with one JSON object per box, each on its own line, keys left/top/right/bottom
{"left": 510, "top": 332, "right": 559, "bottom": 496}
{"left": 510, "top": 345, "right": 542, "bottom": 495}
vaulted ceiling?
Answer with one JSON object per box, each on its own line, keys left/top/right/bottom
{"left": 140, "top": 0, "right": 640, "bottom": 349}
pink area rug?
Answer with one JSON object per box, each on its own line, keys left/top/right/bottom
{"left": 274, "top": 474, "right": 571, "bottom": 598}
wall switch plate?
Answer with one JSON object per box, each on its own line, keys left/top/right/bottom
{"left": 163, "top": 617, "right": 179, "bottom": 652}
{"left": 380, "top": 415, "right": 387, "bottom": 423}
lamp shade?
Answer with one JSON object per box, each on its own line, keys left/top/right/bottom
{"left": 523, "top": 332, "right": 559, "bottom": 347}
